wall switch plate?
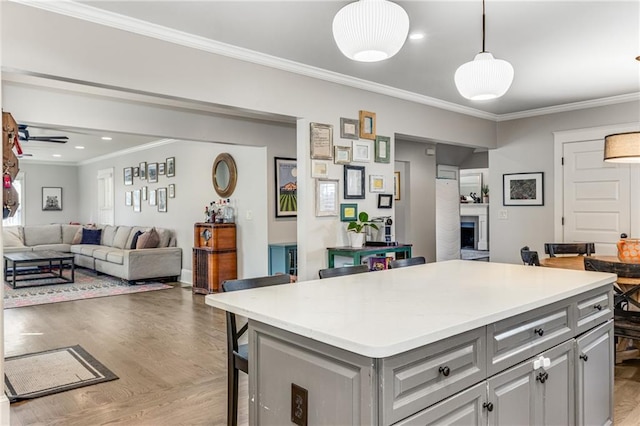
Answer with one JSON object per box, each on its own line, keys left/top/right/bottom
{"left": 246, "top": 210, "right": 253, "bottom": 220}
{"left": 498, "top": 210, "right": 508, "bottom": 220}
{"left": 291, "top": 383, "right": 308, "bottom": 426}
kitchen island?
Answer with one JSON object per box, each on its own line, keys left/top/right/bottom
{"left": 206, "top": 260, "right": 615, "bottom": 425}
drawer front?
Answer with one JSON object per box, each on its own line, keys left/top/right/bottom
{"left": 575, "top": 288, "right": 613, "bottom": 335}
{"left": 487, "top": 300, "right": 574, "bottom": 376}
{"left": 380, "top": 327, "right": 486, "bottom": 426}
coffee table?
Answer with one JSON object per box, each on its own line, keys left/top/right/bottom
{"left": 4, "top": 250, "right": 75, "bottom": 289}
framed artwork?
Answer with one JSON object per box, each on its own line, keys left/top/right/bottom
{"left": 166, "top": 157, "right": 175, "bottom": 177}
{"left": 42, "top": 187, "right": 62, "bottom": 211}
{"left": 352, "top": 140, "right": 371, "bottom": 163}
{"left": 394, "top": 171, "right": 401, "bottom": 200}
{"left": 147, "top": 163, "right": 158, "bottom": 183}
{"left": 340, "top": 203, "right": 358, "bottom": 222}
{"left": 334, "top": 145, "right": 352, "bottom": 164}
{"left": 157, "top": 187, "right": 167, "bottom": 212}
{"left": 142, "top": 186, "right": 148, "bottom": 201}
{"left": 378, "top": 194, "right": 393, "bottom": 209}
{"left": 374, "top": 135, "right": 391, "bottom": 163}
{"left": 168, "top": 183, "right": 175, "bottom": 198}
{"left": 158, "top": 162, "right": 166, "bottom": 175}
{"left": 344, "top": 165, "right": 365, "bottom": 199}
{"left": 275, "top": 157, "right": 297, "bottom": 218}
{"left": 133, "top": 167, "right": 140, "bottom": 177}
{"left": 149, "top": 189, "right": 157, "bottom": 206}
{"left": 339, "top": 117, "right": 359, "bottom": 140}
{"left": 311, "top": 160, "right": 329, "bottom": 178}
{"left": 310, "top": 122, "right": 333, "bottom": 160}
{"left": 139, "top": 162, "right": 147, "bottom": 180}
{"left": 315, "top": 179, "right": 338, "bottom": 217}
{"left": 124, "top": 167, "right": 133, "bottom": 185}
{"left": 359, "top": 110, "right": 376, "bottom": 140}
{"left": 133, "top": 189, "right": 141, "bottom": 212}
{"left": 503, "top": 172, "right": 544, "bottom": 206}
{"left": 369, "top": 175, "right": 385, "bottom": 192}
{"left": 125, "top": 191, "right": 132, "bottom": 206}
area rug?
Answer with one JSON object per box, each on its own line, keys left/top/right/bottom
{"left": 4, "top": 269, "right": 172, "bottom": 309}
{"left": 5, "top": 344, "right": 118, "bottom": 402}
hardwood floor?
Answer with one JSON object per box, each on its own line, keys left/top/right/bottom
{"left": 4, "top": 285, "right": 640, "bottom": 425}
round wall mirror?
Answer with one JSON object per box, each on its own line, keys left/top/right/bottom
{"left": 212, "top": 153, "right": 237, "bottom": 198}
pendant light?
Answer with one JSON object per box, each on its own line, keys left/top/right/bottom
{"left": 332, "top": 0, "right": 410, "bottom": 62}
{"left": 604, "top": 132, "right": 640, "bottom": 163}
{"left": 455, "top": 0, "right": 514, "bottom": 100}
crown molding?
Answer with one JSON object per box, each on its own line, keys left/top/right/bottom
{"left": 79, "top": 138, "right": 177, "bottom": 166}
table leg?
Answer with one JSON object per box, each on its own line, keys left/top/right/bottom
{"left": 328, "top": 253, "right": 335, "bottom": 268}
{"left": 70, "top": 260, "right": 75, "bottom": 283}
{"left": 12, "top": 260, "right": 17, "bottom": 289}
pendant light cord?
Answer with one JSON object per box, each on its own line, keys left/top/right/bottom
{"left": 482, "top": 0, "right": 486, "bottom": 53}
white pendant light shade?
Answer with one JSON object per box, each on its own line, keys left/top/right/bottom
{"left": 604, "top": 132, "right": 640, "bottom": 163}
{"left": 455, "top": 52, "right": 514, "bottom": 100}
{"left": 332, "top": 0, "right": 409, "bottom": 62}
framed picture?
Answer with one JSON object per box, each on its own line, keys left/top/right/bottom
{"left": 166, "top": 157, "right": 175, "bottom": 177}
{"left": 311, "top": 160, "right": 329, "bottom": 178}
{"left": 125, "top": 191, "right": 132, "bottom": 206}
{"left": 310, "top": 122, "right": 333, "bottom": 160}
{"left": 334, "top": 145, "right": 352, "bottom": 164}
{"left": 344, "top": 164, "right": 365, "bottom": 199}
{"left": 503, "top": 172, "right": 544, "bottom": 206}
{"left": 133, "top": 189, "right": 141, "bottom": 212}
{"left": 149, "top": 189, "right": 157, "bottom": 206}
{"left": 359, "top": 110, "right": 376, "bottom": 140}
{"left": 275, "top": 157, "right": 297, "bottom": 218}
{"left": 375, "top": 135, "right": 391, "bottom": 163}
{"left": 139, "top": 162, "right": 147, "bottom": 180}
{"left": 339, "top": 117, "right": 359, "bottom": 140}
{"left": 340, "top": 203, "right": 358, "bottom": 222}
{"left": 378, "top": 194, "right": 393, "bottom": 209}
{"left": 142, "top": 186, "right": 148, "bottom": 201}
{"left": 352, "top": 140, "right": 371, "bottom": 163}
{"left": 158, "top": 162, "right": 166, "bottom": 175}
{"left": 147, "top": 163, "right": 158, "bottom": 183}
{"left": 369, "top": 175, "right": 385, "bottom": 192}
{"left": 168, "top": 184, "right": 175, "bottom": 198}
{"left": 394, "top": 171, "right": 401, "bottom": 200}
{"left": 315, "top": 179, "right": 338, "bottom": 217}
{"left": 42, "top": 187, "right": 62, "bottom": 211}
{"left": 157, "top": 187, "right": 167, "bottom": 212}
{"left": 124, "top": 167, "right": 133, "bottom": 185}
{"left": 133, "top": 167, "right": 140, "bottom": 177}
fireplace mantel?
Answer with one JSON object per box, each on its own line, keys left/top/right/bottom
{"left": 460, "top": 203, "right": 489, "bottom": 250}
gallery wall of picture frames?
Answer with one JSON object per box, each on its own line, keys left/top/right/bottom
{"left": 123, "top": 157, "right": 175, "bottom": 212}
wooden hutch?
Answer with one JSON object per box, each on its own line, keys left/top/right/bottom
{"left": 192, "top": 223, "right": 237, "bottom": 293}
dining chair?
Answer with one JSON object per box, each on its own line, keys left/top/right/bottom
{"left": 520, "top": 246, "right": 540, "bottom": 266}
{"left": 221, "top": 274, "right": 291, "bottom": 426}
{"left": 388, "top": 256, "right": 426, "bottom": 269}
{"left": 544, "top": 242, "right": 595, "bottom": 257}
{"left": 318, "top": 264, "right": 369, "bottom": 279}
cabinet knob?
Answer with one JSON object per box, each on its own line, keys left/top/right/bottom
{"left": 536, "top": 371, "right": 549, "bottom": 383}
{"left": 483, "top": 402, "right": 494, "bottom": 412}
{"left": 438, "top": 366, "right": 450, "bottom": 377}
{"left": 594, "top": 304, "right": 603, "bottom": 311}
{"left": 580, "top": 354, "right": 588, "bottom": 362}
{"left": 534, "top": 328, "right": 544, "bottom": 337}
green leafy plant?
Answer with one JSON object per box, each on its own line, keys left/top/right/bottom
{"left": 347, "top": 211, "right": 379, "bottom": 233}
{"left": 481, "top": 184, "right": 489, "bottom": 196}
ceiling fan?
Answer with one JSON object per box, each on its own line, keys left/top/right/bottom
{"left": 18, "top": 124, "right": 68, "bottom": 143}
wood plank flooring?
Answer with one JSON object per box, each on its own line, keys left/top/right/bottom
{"left": 4, "top": 284, "right": 640, "bottom": 425}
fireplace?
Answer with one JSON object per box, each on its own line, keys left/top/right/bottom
{"left": 460, "top": 204, "right": 489, "bottom": 251}
{"left": 461, "top": 222, "right": 475, "bottom": 249}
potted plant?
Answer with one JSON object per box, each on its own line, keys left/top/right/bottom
{"left": 481, "top": 184, "right": 489, "bottom": 203}
{"left": 347, "top": 211, "right": 379, "bottom": 248}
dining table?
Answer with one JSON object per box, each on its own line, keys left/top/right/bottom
{"left": 540, "top": 254, "right": 640, "bottom": 363}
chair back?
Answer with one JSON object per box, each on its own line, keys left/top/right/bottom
{"left": 583, "top": 257, "right": 640, "bottom": 278}
{"left": 388, "top": 256, "right": 426, "bottom": 269}
{"left": 520, "top": 246, "right": 540, "bottom": 266}
{"left": 544, "top": 242, "right": 595, "bottom": 257}
{"left": 318, "top": 264, "right": 369, "bottom": 279}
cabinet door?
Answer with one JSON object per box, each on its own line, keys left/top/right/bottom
{"left": 539, "top": 340, "right": 575, "bottom": 425}
{"left": 487, "top": 358, "right": 536, "bottom": 425}
{"left": 576, "top": 320, "right": 614, "bottom": 426}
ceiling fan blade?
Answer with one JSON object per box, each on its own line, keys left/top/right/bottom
{"left": 23, "top": 136, "right": 68, "bottom": 143}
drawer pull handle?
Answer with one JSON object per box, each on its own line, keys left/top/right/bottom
{"left": 483, "top": 402, "right": 494, "bottom": 412}
{"left": 536, "top": 371, "right": 549, "bottom": 383}
{"left": 580, "top": 354, "right": 589, "bottom": 362}
{"left": 438, "top": 366, "right": 450, "bottom": 377}
{"left": 534, "top": 328, "right": 544, "bottom": 337}
{"left": 594, "top": 304, "right": 603, "bottom": 311}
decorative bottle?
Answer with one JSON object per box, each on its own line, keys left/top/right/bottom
{"left": 223, "top": 198, "right": 235, "bottom": 223}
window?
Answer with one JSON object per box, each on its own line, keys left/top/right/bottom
{"left": 3, "top": 172, "right": 25, "bottom": 227}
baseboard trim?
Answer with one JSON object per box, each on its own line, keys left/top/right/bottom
{"left": 180, "top": 269, "right": 192, "bottom": 287}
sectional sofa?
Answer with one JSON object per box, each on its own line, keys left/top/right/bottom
{"left": 3, "top": 224, "right": 182, "bottom": 283}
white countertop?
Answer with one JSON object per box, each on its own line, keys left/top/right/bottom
{"left": 205, "top": 260, "right": 615, "bottom": 358}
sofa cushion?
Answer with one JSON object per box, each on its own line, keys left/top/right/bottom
{"left": 156, "top": 228, "right": 172, "bottom": 248}
{"left": 80, "top": 228, "right": 102, "bottom": 245}
{"left": 23, "top": 225, "right": 62, "bottom": 246}
{"left": 33, "top": 244, "right": 71, "bottom": 252}
{"left": 92, "top": 247, "right": 122, "bottom": 261}
{"left": 101, "top": 225, "right": 118, "bottom": 246}
{"left": 3, "top": 227, "right": 24, "bottom": 247}
{"left": 78, "top": 245, "right": 102, "bottom": 257}
{"left": 112, "top": 226, "right": 132, "bottom": 249}
{"left": 136, "top": 228, "right": 160, "bottom": 249}
{"left": 62, "top": 224, "right": 82, "bottom": 244}
{"left": 106, "top": 251, "right": 124, "bottom": 265}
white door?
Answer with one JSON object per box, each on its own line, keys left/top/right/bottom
{"left": 563, "top": 140, "right": 630, "bottom": 254}
{"left": 97, "top": 168, "right": 115, "bottom": 225}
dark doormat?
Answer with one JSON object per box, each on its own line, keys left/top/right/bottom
{"left": 4, "top": 345, "right": 118, "bottom": 402}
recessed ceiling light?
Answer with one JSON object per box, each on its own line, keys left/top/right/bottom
{"left": 75, "top": 146, "right": 85, "bottom": 150}
{"left": 52, "top": 154, "right": 62, "bottom": 158}
{"left": 409, "top": 33, "right": 425, "bottom": 40}
{"left": 101, "top": 136, "right": 112, "bottom": 141}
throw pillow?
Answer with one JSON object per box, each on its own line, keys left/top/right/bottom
{"left": 130, "top": 230, "right": 144, "bottom": 249}
{"left": 136, "top": 227, "right": 160, "bottom": 249}
{"left": 72, "top": 228, "right": 83, "bottom": 245}
{"left": 80, "top": 228, "right": 102, "bottom": 245}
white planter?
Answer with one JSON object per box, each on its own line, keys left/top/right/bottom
{"left": 349, "top": 232, "right": 365, "bottom": 248}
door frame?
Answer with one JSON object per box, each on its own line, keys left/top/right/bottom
{"left": 553, "top": 122, "right": 640, "bottom": 242}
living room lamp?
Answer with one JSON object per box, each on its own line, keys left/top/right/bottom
{"left": 332, "top": 0, "right": 410, "bottom": 62}
{"left": 454, "top": 0, "right": 514, "bottom": 100}
{"left": 604, "top": 132, "right": 640, "bottom": 163}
